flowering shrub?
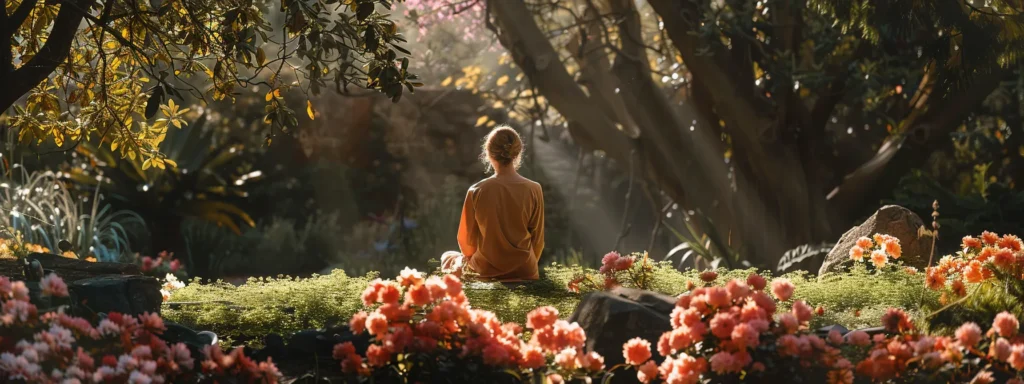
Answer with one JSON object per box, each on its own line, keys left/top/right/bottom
{"left": 566, "top": 251, "right": 655, "bottom": 292}
{"left": 135, "top": 251, "right": 187, "bottom": 281}
{"left": 161, "top": 273, "right": 186, "bottom": 302}
{"left": 0, "top": 273, "right": 280, "bottom": 383}
{"left": 927, "top": 231, "right": 1023, "bottom": 298}
{"left": 618, "top": 272, "right": 1024, "bottom": 383}
{"left": 334, "top": 268, "right": 611, "bottom": 382}
{"left": 848, "top": 233, "right": 903, "bottom": 270}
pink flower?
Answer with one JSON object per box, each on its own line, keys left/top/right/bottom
{"left": 397, "top": 267, "right": 424, "bottom": 287}
{"left": 884, "top": 239, "right": 902, "bottom": 259}
{"left": 746, "top": 273, "right": 766, "bottom": 291}
{"left": 637, "top": 360, "right": 659, "bottom": 383}
{"left": 1009, "top": 344, "right": 1024, "bottom": 370}
{"left": 623, "top": 337, "right": 652, "bottom": 365}
{"left": 881, "top": 308, "right": 912, "bottom": 333}
{"left": 519, "top": 345, "right": 546, "bottom": 369}
{"left": 828, "top": 329, "right": 844, "bottom": 345}
{"left": 725, "top": 280, "right": 750, "bottom": 300}
{"left": 555, "top": 348, "right": 578, "bottom": 370}
{"left": 791, "top": 300, "right": 813, "bottom": 324}
{"left": 12, "top": 281, "right": 28, "bottom": 301}
{"left": 442, "top": 274, "right": 463, "bottom": 297}
{"left": 705, "top": 287, "right": 731, "bottom": 308}
{"left": 139, "top": 312, "right": 164, "bottom": 333}
{"left": 700, "top": 270, "right": 718, "bottom": 282}
{"left": 991, "top": 338, "right": 1011, "bottom": 361}
{"left": 770, "top": 279, "right": 795, "bottom": 301}
{"left": 600, "top": 252, "right": 621, "bottom": 274}
{"left": 992, "top": 312, "right": 1020, "bottom": 338}
{"left": 849, "top": 246, "right": 865, "bottom": 262}
{"left": 710, "top": 312, "right": 737, "bottom": 339}
{"left": 349, "top": 311, "right": 368, "bottom": 334}
{"left": 40, "top": 274, "right": 68, "bottom": 298}
{"left": 140, "top": 256, "right": 156, "bottom": 272}
{"left": 998, "top": 234, "right": 1024, "bottom": 251}
{"left": 955, "top": 322, "right": 982, "bottom": 348}
{"left": 578, "top": 351, "right": 605, "bottom": 372}
{"left": 994, "top": 248, "right": 1016, "bottom": 269}
{"left": 168, "top": 259, "right": 182, "bottom": 272}
{"left": 405, "top": 283, "right": 432, "bottom": 306}
{"left": 614, "top": 256, "right": 635, "bottom": 271}
{"left": 365, "top": 313, "right": 389, "bottom": 336}
{"left": 856, "top": 236, "right": 873, "bottom": 249}
{"left": 777, "top": 313, "right": 798, "bottom": 334}
{"left": 526, "top": 306, "right": 559, "bottom": 330}
{"left": 962, "top": 236, "right": 982, "bottom": 249}
{"left": 870, "top": 250, "right": 887, "bottom": 268}
{"left": 0, "top": 276, "right": 12, "bottom": 298}
{"left": 846, "top": 330, "right": 871, "bottom": 347}
{"left": 366, "top": 345, "right": 390, "bottom": 367}
{"left": 982, "top": 231, "right": 1000, "bottom": 245}
{"left": 482, "top": 343, "right": 511, "bottom": 366}
{"left": 709, "top": 351, "right": 736, "bottom": 374}
{"left": 730, "top": 322, "right": 759, "bottom": 349}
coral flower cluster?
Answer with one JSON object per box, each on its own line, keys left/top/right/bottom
{"left": 0, "top": 274, "right": 279, "bottom": 383}
{"left": 336, "top": 268, "right": 605, "bottom": 381}
{"left": 849, "top": 234, "right": 903, "bottom": 269}
{"left": 623, "top": 273, "right": 850, "bottom": 383}
{"left": 926, "top": 231, "right": 1024, "bottom": 299}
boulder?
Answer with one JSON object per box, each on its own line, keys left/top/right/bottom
{"left": 0, "top": 253, "right": 140, "bottom": 282}
{"left": 818, "top": 205, "right": 933, "bottom": 276}
{"left": 568, "top": 287, "right": 675, "bottom": 377}
{"left": 68, "top": 275, "right": 162, "bottom": 317}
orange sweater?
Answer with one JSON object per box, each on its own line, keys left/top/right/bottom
{"left": 457, "top": 176, "right": 545, "bottom": 281}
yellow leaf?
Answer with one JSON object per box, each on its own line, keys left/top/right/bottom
{"left": 164, "top": 159, "right": 178, "bottom": 168}
{"left": 306, "top": 100, "right": 316, "bottom": 120}
{"left": 273, "top": 89, "right": 281, "bottom": 98}
{"left": 265, "top": 90, "right": 274, "bottom": 101}
{"left": 142, "top": 159, "right": 152, "bottom": 170}
{"left": 256, "top": 48, "right": 266, "bottom": 66}
{"left": 441, "top": 76, "right": 453, "bottom": 87}
{"left": 475, "top": 116, "right": 489, "bottom": 127}
{"left": 103, "top": 41, "right": 118, "bottom": 50}
{"left": 496, "top": 75, "right": 509, "bottom": 86}
{"left": 111, "top": 141, "right": 119, "bottom": 151}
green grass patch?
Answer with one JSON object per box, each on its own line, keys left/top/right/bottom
{"left": 162, "top": 262, "right": 941, "bottom": 348}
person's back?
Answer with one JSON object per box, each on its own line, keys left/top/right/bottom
{"left": 442, "top": 126, "right": 544, "bottom": 281}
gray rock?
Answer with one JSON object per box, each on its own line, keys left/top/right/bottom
{"left": 818, "top": 205, "right": 933, "bottom": 276}
{"left": 568, "top": 287, "right": 675, "bottom": 378}
{"left": 68, "top": 275, "right": 162, "bottom": 317}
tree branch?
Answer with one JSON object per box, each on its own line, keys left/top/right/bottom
{"left": 0, "top": 0, "right": 93, "bottom": 113}
{"left": 647, "top": 0, "right": 776, "bottom": 160}
{"left": 5, "top": 0, "right": 38, "bottom": 35}
{"left": 827, "top": 66, "right": 1010, "bottom": 213}
{"left": 486, "top": 0, "right": 632, "bottom": 161}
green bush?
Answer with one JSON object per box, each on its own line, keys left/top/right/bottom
{"left": 162, "top": 263, "right": 940, "bottom": 348}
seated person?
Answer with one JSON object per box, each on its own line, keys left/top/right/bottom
{"left": 441, "top": 125, "right": 544, "bottom": 282}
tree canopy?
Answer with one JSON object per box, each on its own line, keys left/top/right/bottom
{"left": 1, "top": 0, "right": 418, "bottom": 168}
{"left": 406, "top": 0, "right": 1024, "bottom": 265}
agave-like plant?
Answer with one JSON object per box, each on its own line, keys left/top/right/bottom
{"left": 0, "top": 169, "right": 145, "bottom": 261}
{"left": 65, "top": 111, "right": 257, "bottom": 275}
